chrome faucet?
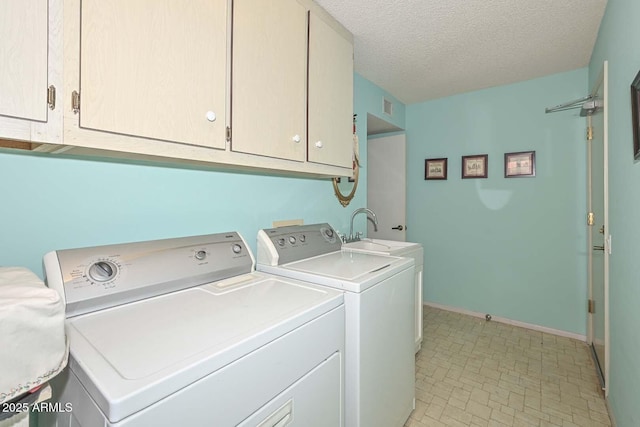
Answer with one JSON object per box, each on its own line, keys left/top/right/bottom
{"left": 348, "top": 208, "right": 378, "bottom": 242}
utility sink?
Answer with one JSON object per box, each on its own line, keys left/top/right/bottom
{"left": 343, "top": 238, "right": 420, "bottom": 257}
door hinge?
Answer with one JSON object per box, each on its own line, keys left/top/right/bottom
{"left": 588, "top": 299, "right": 595, "bottom": 314}
{"left": 47, "top": 85, "right": 56, "bottom": 110}
{"left": 587, "top": 126, "right": 593, "bottom": 141}
{"left": 226, "top": 126, "right": 231, "bottom": 142}
{"left": 71, "top": 91, "right": 80, "bottom": 114}
{"left": 587, "top": 212, "right": 594, "bottom": 226}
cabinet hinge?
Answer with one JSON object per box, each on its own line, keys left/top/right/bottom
{"left": 47, "top": 85, "right": 56, "bottom": 110}
{"left": 588, "top": 299, "right": 595, "bottom": 314}
{"left": 71, "top": 91, "right": 80, "bottom": 114}
{"left": 587, "top": 126, "right": 593, "bottom": 141}
{"left": 587, "top": 212, "right": 594, "bottom": 226}
{"left": 226, "top": 126, "right": 231, "bottom": 142}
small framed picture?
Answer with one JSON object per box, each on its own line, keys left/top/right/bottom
{"left": 461, "top": 154, "right": 488, "bottom": 179}
{"left": 631, "top": 69, "right": 640, "bottom": 160}
{"left": 425, "top": 158, "right": 448, "bottom": 180}
{"left": 504, "top": 151, "right": 536, "bottom": 178}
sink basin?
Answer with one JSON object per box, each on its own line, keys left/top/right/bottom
{"left": 343, "top": 238, "right": 420, "bottom": 256}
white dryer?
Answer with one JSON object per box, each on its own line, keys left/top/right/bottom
{"left": 42, "top": 232, "right": 345, "bottom": 427}
{"left": 257, "top": 223, "right": 415, "bottom": 427}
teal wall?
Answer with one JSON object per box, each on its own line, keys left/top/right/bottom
{"left": 0, "top": 73, "right": 395, "bottom": 279}
{"left": 354, "top": 73, "right": 406, "bottom": 131}
{"left": 0, "top": 152, "right": 354, "bottom": 276}
{"left": 589, "top": 0, "right": 640, "bottom": 424}
{"left": 406, "top": 69, "right": 589, "bottom": 335}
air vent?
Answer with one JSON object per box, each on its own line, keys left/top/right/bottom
{"left": 383, "top": 98, "right": 394, "bottom": 116}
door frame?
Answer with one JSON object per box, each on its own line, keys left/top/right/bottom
{"left": 586, "top": 60, "right": 609, "bottom": 395}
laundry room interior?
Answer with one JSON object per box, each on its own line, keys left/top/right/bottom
{"left": 1, "top": 0, "right": 639, "bottom": 426}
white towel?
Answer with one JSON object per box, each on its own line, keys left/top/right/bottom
{"left": 0, "top": 267, "right": 67, "bottom": 404}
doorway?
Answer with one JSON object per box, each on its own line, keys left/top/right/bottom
{"left": 366, "top": 114, "right": 406, "bottom": 240}
{"left": 587, "top": 61, "right": 609, "bottom": 394}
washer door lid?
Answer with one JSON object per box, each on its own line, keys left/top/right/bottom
{"left": 286, "top": 251, "right": 397, "bottom": 281}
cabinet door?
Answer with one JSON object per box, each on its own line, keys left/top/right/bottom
{"left": 308, "top": 12, "right": 353, "bottom": 168}
{"left": 79, "top": 0, "right": 227, "bottom": 149}
{"left": 0, "top": 0, "right": 48, "bottom": 122}
{"left": 231, "top": 0, "right": 307, "bottom": 162}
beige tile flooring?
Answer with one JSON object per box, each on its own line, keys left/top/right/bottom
{"left": 406, "top": 306, "right": 611, "bottom": 427}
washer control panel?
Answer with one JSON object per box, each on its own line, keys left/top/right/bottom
{"left": 49, "top": 232, "right": 252, "bottom": 317}
{"left": 258, "top": 223, "right": 342, "bottom": 265}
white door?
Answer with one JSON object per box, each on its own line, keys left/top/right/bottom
{"left": 367, "top": 133, "right": 406, "bottom": 240}
{"left": 587, "top": 61, "right": 609, "bottom": 394}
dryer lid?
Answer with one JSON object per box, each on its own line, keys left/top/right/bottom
{"left": 67, "top": 273, "right": 343, "bottom": 423}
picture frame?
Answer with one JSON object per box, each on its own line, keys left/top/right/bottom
{"left": 461, "top": 154, "right": 488, "bottom": 179}
{"left": 504, "top": 151, "right": 536, "bottom": 178}
{"left": 631, "top": 69, "right": 640, "bottom": 160}
{"left": 424, "top": 158, "right": 448, "bottom": 180}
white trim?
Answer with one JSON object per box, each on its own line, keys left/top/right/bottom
{"left": 602, "top": 60, "right": 610, "bottom": 397}
{"left": 424, "top": 301, "right": 587, "bottom": 342}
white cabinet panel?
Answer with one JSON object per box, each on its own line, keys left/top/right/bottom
{"left": 308, "top": 11, "right": 353, "bottom": 169}
{"left": 0, "top": 0, "right": 48, "bottom": 122}
{"left": 231, "top": 0, "right": 307, "bottom": 162}
{"left": 79, "top": 0, "right": 227, "bottom": 149}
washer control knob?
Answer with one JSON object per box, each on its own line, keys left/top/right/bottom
{"left": 288, "top": 236, "right": 296, "bottom": 244}
{"left": 299, "top": 234, "right": 306, "bottom": 243}
{"left": 88, "top": 261, "right": 117, "bottom": 282}
{"left": 324, "top": 228, "right": 334, "bottom": 238}
{"left": 195, "top": 250, "right": 207, "bottom": 260}
{"left": 232, "top": 243, "right": 242, "bottom": 254}
{"left": 277, "top": 238, "right": 286, "bottom": 247}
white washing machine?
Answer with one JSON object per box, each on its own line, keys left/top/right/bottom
{"left": 42, "top": 232, "right": 345, "bottom": 427}
{"left": 256, "top": 223, "right": 415, "bottom": 427}
{"left": 342, "top": 239, "right": 424, "bottom": 353}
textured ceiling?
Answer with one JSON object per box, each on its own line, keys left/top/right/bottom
{"left": 315, "top": 0, "right": 607, "bottom": 105}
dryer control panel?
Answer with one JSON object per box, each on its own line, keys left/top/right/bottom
{"left": 44, "top": 232, "right": 253, "bottom": 318}
{"left": 257, "top": 223, "right": 342, "bottom": 266}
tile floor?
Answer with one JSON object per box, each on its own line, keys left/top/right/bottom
{"left": 406, "top": 306, "right": 611, "bottom": 427}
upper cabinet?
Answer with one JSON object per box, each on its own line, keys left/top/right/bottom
{"left": 0, "top": 0, "right": 48, "bottom": 121}
{"left": 232, "top": 0, "right": 354, "bottom": 170}
{"left": 232, "top": 0, "right": 308, "bottom": 162}
{"left": 0, "top": 0, "right": 354, "bottom": 178}
{"left": 308, "top": 10, "right": 354, "bottom": 169}
{"left": 78, "top": 0, "right": 227, "bottom": 149}
{"left": 0, "top": 0, "right": 62, "bottom": 144}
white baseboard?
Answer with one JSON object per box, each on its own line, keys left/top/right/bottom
{"left": 424, "top": 301, "right": 587, "bottom": 342}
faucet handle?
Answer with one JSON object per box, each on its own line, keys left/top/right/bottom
{"left": 355, "top": 231, "right": 363, "bottom": 240}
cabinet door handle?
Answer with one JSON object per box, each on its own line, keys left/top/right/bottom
{"left": 292, "top": 134, "right": 301, "bottom": 143}
{"left": 315, "top": 141, "right": 323, "bottom": 148}
{"left": 206, "top": 111, "right": 216, "bottom": 122}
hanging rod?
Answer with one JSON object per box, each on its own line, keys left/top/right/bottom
{"left": 545, "top": 95, "right": 593, "bottom": 114}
